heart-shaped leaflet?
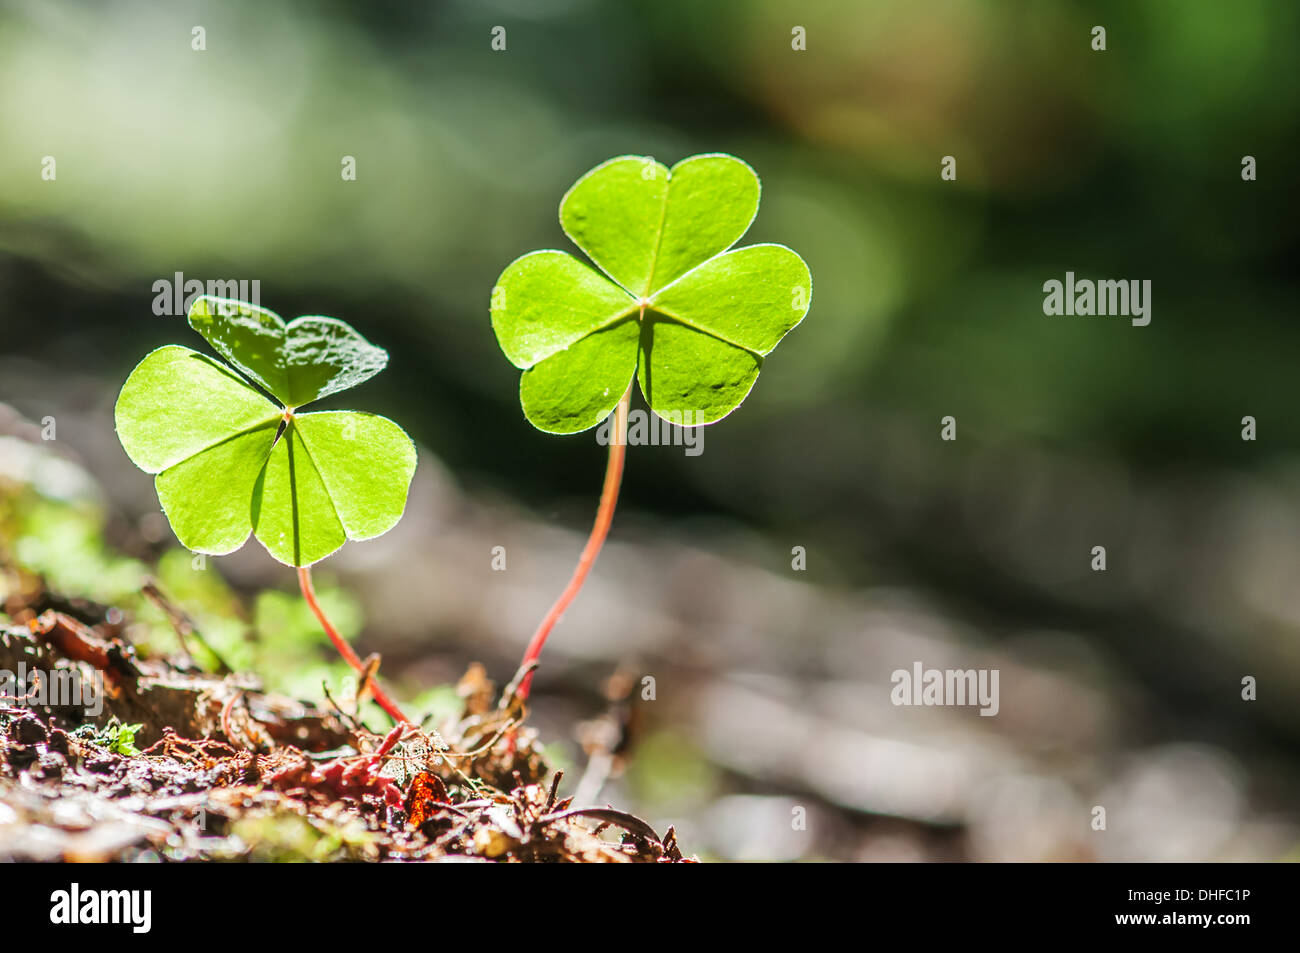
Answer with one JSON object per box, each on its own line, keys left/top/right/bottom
{"left": 188, "top": 296, "right": 389, "bottom": 408}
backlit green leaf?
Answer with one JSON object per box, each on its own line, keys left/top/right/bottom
{"left": 494, "top": 152, "right": 809, "bottom": 431}
{"left": 559, "top": 153, "right": 759, "bottom": 296}
{"left": 116, "top": 346, "right": 281, "bottom": 554}
{"left": 648, "top": 244, "right": 811, "bottom": 355}
{"left": 638, "top": 316, "right": 762, "bottom": 425}
{"left": 115, "top": 345, "right": 281, "bottom": 473}
{"left": 558, "top": 156, "right": 667, "bottom": 296}
{"left": 188, "top": 296, "right": 389, "bottom": 408}
{"left": 252, "top": 411, "right": 416, "bottom": 566}
{"left": 155, "top": 421, "right": 280, "bottom": 554}
{"left": 519, "top": 318, "right": 640, "bottom": 433}
{"left": 115, "top": 317, "right": 415, "bottom": 568}
{"left": 491, "top": 250, "right": 636, "bottom": 369}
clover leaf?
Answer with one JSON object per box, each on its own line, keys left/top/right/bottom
{"left": 490, "top": 153, "right": 812, "bottom": 433}
{"left": 115, "top": 297, "right": 416, "bottom": 568}
{"left": 187, "top": 296, "right": 389, "bottom": 408}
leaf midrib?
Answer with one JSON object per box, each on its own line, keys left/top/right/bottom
{"left": 642, "top": 177, "right": 672, "bottom": 297}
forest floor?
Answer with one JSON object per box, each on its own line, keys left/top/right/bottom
{"left": 0, "top": 593, "right": 688, "bottom": 863}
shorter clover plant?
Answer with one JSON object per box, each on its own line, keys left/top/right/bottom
{"left": 114, "top": 296, "right": 417, "bottom": 723}
{"left": 491, "top": 153, "right": 811, "bottom": 701}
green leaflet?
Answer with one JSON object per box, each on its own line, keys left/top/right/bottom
{"left": 648, "top": 244, "right": 812, "bottom": 356}
{"left": 252, "top": 412, "right": 417, "bottom": 566}
{"left": 115, "top": 346, "right": 281, "bottom": 474}
{"left": 520, "top": 318, "right": 640, "bottom": 434}
{"left": 637, "top": 316, "right": 762, "bottom": 426}
{"left": 115, "top": 308, "right": 416, "bottom": 568}
{"left": 491, "top": 153, "right": 811, "bottom": 433}
{"left": 559, "top": 154, "right": 760, "bottom": 296}
{"left": 188, "top": 296, "right": 389, "bottom": 408}
{"left": 491, "top": 251, "right": 637, "bottom": 369}
{"left": 156, "top": 422, "right": 281, "bottom": 555}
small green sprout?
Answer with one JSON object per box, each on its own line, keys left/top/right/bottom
{"left": 490, "top": 153, "right": 812, "bottom": 699}
{"left": 103, "top": 720, "right": 143, "bottom": 756}
{"left": 114, "top": 297, "right": 417, "bottom": 723}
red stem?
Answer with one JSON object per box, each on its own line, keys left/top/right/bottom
{"left": 515, "top": 386, "right": 631, "bottom": 703}
{"left": 297, "top": 565, "right": 411, "bottom": 725}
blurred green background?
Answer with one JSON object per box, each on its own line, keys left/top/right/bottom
{"left": 2, "top": 0, "right": 1299, "bottom": 861}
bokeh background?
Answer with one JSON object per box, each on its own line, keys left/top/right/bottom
{"left": 2, "top": 0, "right": 1299, "bottom": 861}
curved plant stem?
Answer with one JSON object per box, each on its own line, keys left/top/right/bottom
{"left": 516, "top": 385, "right": 632, "bottom": 703}
{"left": 297, "top": 566, "right": 411, "bottom": 725}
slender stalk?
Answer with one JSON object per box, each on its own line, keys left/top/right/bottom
{"left": 515, "top": 385, "right": 632, "bottom": 703}
{"left": 297, "top": 566, "right": 410, "bottom": 724}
